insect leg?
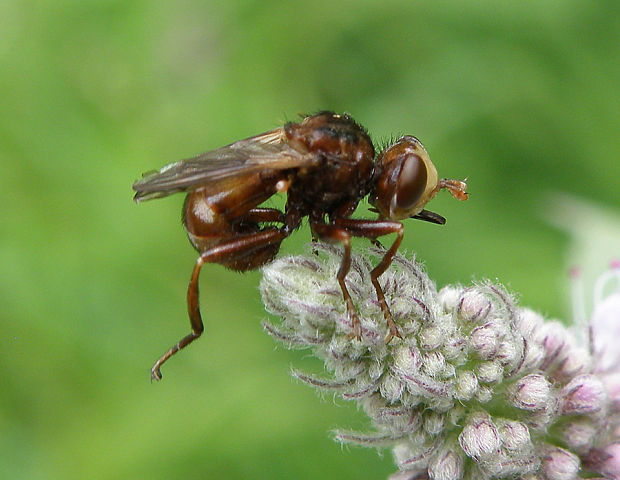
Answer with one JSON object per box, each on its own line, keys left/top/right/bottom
{"left": 151, "top": 228, "right": 288, "bottom": 381}
{"left": 243, "top": 208, "right": 285, "bottom": 224}
{"left": 334, "top": 218, "right": 404, "bottom": 343}
{"left": 310, "top": 223, "right": 361, "bottom": 340}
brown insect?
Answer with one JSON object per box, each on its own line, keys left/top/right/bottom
{"left": 133, "top": 111, "right": 468, "bottom": 380}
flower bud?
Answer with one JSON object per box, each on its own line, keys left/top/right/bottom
{"left": 517, "top": 308, "right": 544, "bottom": 338}
{"left": 469, "top": 323, "right": 500, "bottom": 359}
{"left": 542, "top": 446, "right": 580, "bottom": 480}
{"left": 428, "top": 446, "right": 464, "bottom": 480}
{"left": 521, "top": 340, "right": 545, "bottom": 372}
{"left": 535, "top": 321, "right": 569, "bottom": 370}
{"left": 496, "top": 419, "right": 531, "bottom": 451}
{"left": 458, "top": 414, "right": 500, "bottom": 460}
{"left": 393, "top": 345, "right": 422, "bottom": 374}
{"left": 553, "top": 347, "right": 591, "bottom": 381}
{"left": 476, "top": 385, "right": 493, "bottom": 404}
{"left": 476, "top": 361, "right": 503, "bottom": 384}
{"left": 455, "top": 371, "right": 478, "bottom": 402}
{"left": 507, "top": 374, "right": 553, "bottom": 411}
{"left": 419, "top": 325, "right": 443, "bottom": 351}
{"left": 495, "top": 339, "right": 520, "bottom": 366}
{"left": 584, "top": 442, "right": 620, "bottom": 479}
{"left": 442, "top": 337, "right": 467, "bottom": 362}
{"left": 421, "top": 351, "right": 446, "bottom": 378}
{"left": 559, "top": 418, "right": 598, "bottom": 454}
{"left": 380, "top": 373, "right": 405, "bottom": 403}
{"left": 457, "top": 289, "right": 492, "bottom": 324}
{"left": 438, "top": 286, "right": 462, "bottom": 314}
{"left": 560, "top": 374, "right": 606, "bottom": 415}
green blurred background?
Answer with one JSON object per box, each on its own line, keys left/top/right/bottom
{"left": 2, "top": 1, "right": 620, "bottom": 478}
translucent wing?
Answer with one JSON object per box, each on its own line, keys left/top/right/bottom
{"left": 132, "top": 128, "right": 314, "bottom": 202}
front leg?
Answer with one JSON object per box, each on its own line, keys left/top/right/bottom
{"left": 310, "top": 222, "right": 362, "bottom": 340}
{"left": 334, "top": 218, "right": 404, "bottom": 343}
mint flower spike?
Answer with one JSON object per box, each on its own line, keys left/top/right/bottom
{"left": 260, "top": 244, "right": 620, "bottom": 480}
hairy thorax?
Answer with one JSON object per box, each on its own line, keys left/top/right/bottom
{"left": 284, "top": 112, "right": 375, "bottom": 218}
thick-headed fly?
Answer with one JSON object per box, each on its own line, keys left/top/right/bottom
{"left": 133, "top": 111, "right": 468, "bottom": 380}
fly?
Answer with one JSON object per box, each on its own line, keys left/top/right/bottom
{"left": 133, "top": 111, "right": 468, "bottom": 380}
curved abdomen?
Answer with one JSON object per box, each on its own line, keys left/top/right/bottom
{"left": 183, "top": 174, "right": 284, "bottom": 271}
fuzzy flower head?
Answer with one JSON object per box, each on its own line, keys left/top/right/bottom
{"left": 261, "top": 245, "right": 620, "bottom": 480}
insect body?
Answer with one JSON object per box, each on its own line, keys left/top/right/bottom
{"left": 133, "top": 112, "right": 468, "bottom": 380}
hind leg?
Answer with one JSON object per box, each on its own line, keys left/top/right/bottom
{"left": 151, "top": 228, "right": 287, "bottom": 381}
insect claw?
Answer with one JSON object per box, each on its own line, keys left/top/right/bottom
{"left": 347, "top": 329, "right": 363, "bottom": 342}
{"left": 372, "top": 239, "right": 384, "bottom": 248}
{"left": 151, "top": 365, "right": 163, "bottom": 382}
{"left": 384, "top": 324, "right": 403, "bottom": 344}
{"left": 311, "top": 241, "right": 320, "bottom": 256}
{"left": 346, "top": 313, "right": 363, "bottom": 341}
{"left": 384, "top": 330, "right": 402, "bottom": 344}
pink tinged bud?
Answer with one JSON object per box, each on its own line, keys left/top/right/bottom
{"left": 496, "top": 339, "right": 520, "bottom": 366}
{"left": 560, "top": 374, "right": 607, "bottom": 415}
{"left": 393, "top": 346, "right": 422, "bottom": 374}
{"left": 457, "top": 289, "right": 492, "bottom": 324}
{"left": 458, "top": 415, "right": 501, "bottom": 460}
{"left": 476, "top": 361, "right": 503, "bottom": 384}
{"left": 517, "top": 308, "right": 544, "bottom": 338}
{"left": 421, "top": 351, "right": 446, "bottom": 378}
{"left": 553, "top": 347, "right": 591, "bottom": 381}
{"left": 521, "top": 340, "right": 545, "bottom": 371}
{"left": 536, "top": 321, "right": 569, "bottom": 370}
{"left": 559, "top": 418, "right": 598, "bottom": 454}
{"left": 584, "top": 442, "right": 620, "bottom": 479}
{"left": 428, "top": 447, "right": 464, "bottom": 480}
{"left": 476, "top": 386, "right": 493, "bottom": 404}
{"left": 443, "top": 338, "right": 467, "bottom": 362}
{"left": 542, "top": 446, "right": 580, "bottom": 480}
{"left": 438, "top": 286, "right": 462, "bottom": 313}
{"left": 419, "top": 325, "right": 443, "bottom": 351}
{"left": 393, "top": 438, "right": 439, "bottom": 472}
{"left": 508, "top": 374, "right": 553, "bottom": 411}
{"left": 497, "top": 420, "right": 531, "bottom": 451}
{"left": 455, "top": 371, "right": 478, "bottom": 402}
{"left": 380, "top": 374, "right": 405, "bottom": 403}
{"left": 469, "top": 323, "right": 500, "bottom": 359}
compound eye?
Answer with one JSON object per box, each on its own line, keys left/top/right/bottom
{"left": 395, "top": 154, "right": 427, "bottom": 210}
